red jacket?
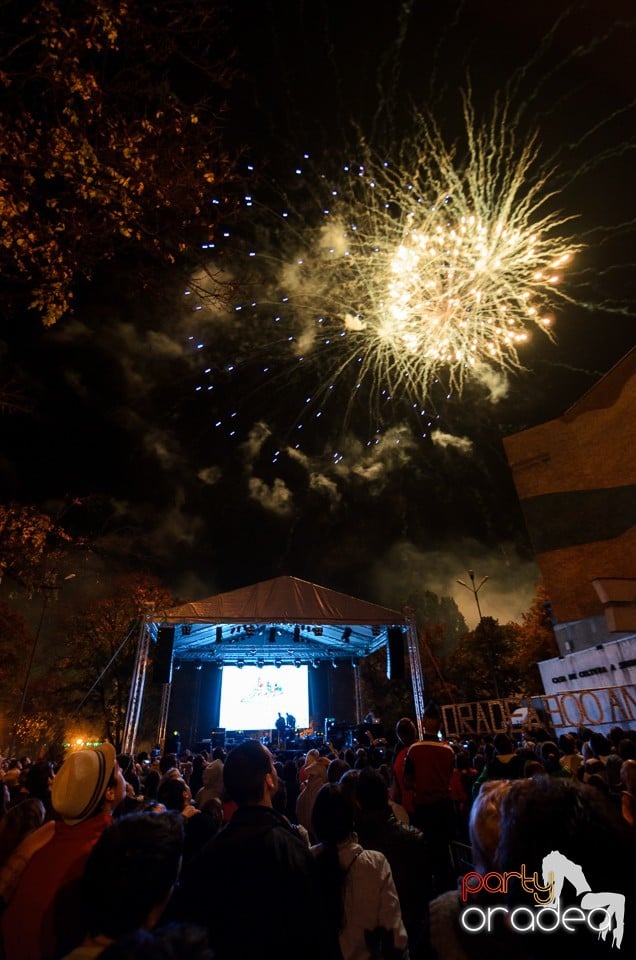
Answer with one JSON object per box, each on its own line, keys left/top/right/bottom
{"left": 1, "top": 812, "right": 112, "bottom": 960}
{"left": 404, "top": 737, "right": 455, "bottom": 805}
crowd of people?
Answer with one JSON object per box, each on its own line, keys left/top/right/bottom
{"left": 0, "top": 712, "right": 635, "bottom": 960}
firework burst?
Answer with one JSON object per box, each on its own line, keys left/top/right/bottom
{"left": 279, "top": 93, "right": 580, "bottom": 414}
{"left": 190, "top": 92, "right": 582, "bottom": 441}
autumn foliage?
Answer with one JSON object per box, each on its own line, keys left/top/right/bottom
{"left": 0, "top": 502, "right": 72, "bottom": 588}
{"left": 0, "top": 0, "right": 237, "bottom": 325}
{"left": 52, "top": 573, "right": 174, "bottom": 748}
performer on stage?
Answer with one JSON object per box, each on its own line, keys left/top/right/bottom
{"left": 275, "top": 712, "right": 286, "bottom": 748}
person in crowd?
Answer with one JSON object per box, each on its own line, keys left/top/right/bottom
{"left": 578, "top": 756, "right": 606, "bottom": 785}
{"left": 523, "top": 759, "right": 546, "bottom": 778}
{"left": 282, "top": 759, "right": 301, "bottom": 821}
{"left": 142, "top": 767, "right": 160, "bottom": 801}
{"left": 156, "top": 778, "right": 218, "bottom": 867}
{"left": 197, "top": 794, "right": 223, "bottom": 826}
{"left": 20, "top": 759, "right": 56, "bottom": 817}
{"left": 311, "top": 782, "right": 408, "bottom": 960}
{"left": 328, "top": 757, "right": 351, "bottom": 784}
{"left": 430, "top": 776, "right": 634, "bottom": 960}
{"left": 1, "top": 741, "right": 126, "bottom": 960}
{"left": 588, "top": 731, "right": 612, "bottom": 762}
{"left": 403, "top": 705, "right": 456, "bottom": 894}
{"left": 355, "top": 767, "right": 431, "bottom": 959}
{"left": 0, "top": 815, "right": 55, "bottom": 912}
{"left": 604, "top": 752, "right": 624, "bottom": 806}
{"left": 99, "top": 923, "right": 213, "bottom": 960}
{"left": 298, "top": 748, "right": 321, "bottom": 786}
{"left": 275, "top": 711, "right": 287, "bottom": 747}
{"left": 558, "top": 732, "right": 584, "bottom": 775}
{"left": 618, "top": 735, "right": 636, "bottom": 760}
{"left": 118, "top": 754, "right": 141, "bottom": 798}
{"left": 188, "top": 754, "right": 206, "bottom": 798}
{"left": 194, "top": 747, "right": 225, "bottom": 809}
{"left": 343, "top": 747, "right": 356, "bottom": 767}
{"left": 2, "top": 761, "right": 22, "bottom": 801}
{"left": 174, "top": 740, "right": 321, "bottom": 960}
{"left": 620, "top": 758, "right": 636, "bottom": 826}
{"left": 180, "top": 755, "right": 193, "bottom": 786}
{"left": 376, "top": 763, "right": 409, "bottom": 823}
{"left": 296, "top": 749, "right": 329, "bottom": 839}
{"left": 392, "top": 717, "right": 418, "bottom": 822}
{"left": 539, "top": 741, "right": 571, "bottom": 778}
{"left": 354, "top": 747, "right": 370, "bottom": 770}
{"left": 472, "top": 733, "right": 524, "bottom": 796}
{"left": 61, "top": 811, "right": 184, "bottom": 960}
{"left": 158, "top": 754, "right": 181, "bottom": 786}
{"left": 449, "top": 749, "right": 478, "bottom": 839}
{"left": 0, "top": 781, "right": 9, "bottom": 821}
{"left": 270, "top": 768, "right": 309, "bottom": 845}
{"left": 428, "top": 778, "right": 514, "bottom": 960}
{"left": 0, "top": 797, "right": 45, "bottom": 865}
{"left": 495, "top": 776, "right": 636, "bottom": 958}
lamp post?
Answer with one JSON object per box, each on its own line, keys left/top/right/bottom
{"left": 456, "top": 570, "right": 488, "bottom": 622}
{"left": 456, "top": 570, "right": 500, "bottom": 700}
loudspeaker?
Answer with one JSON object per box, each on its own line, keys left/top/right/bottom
{"left": 386, "top": 626, "right": 405, "bottom": 680}
{"left": 152, "top": 626, "right": 175, "bottom": 684}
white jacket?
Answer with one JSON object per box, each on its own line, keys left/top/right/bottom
{"left": 312, "top": 838, "right": 409, "bottom": 960}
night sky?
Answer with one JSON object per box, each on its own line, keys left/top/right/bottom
{"left": 1, "top": 1, "right": 635, "bottom": 629}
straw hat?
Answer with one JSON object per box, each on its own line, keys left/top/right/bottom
{"left": 51, "top": 742, "right": 116, "bottom": 825}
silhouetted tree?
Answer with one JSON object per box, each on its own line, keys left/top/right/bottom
{"left": 0, "top": 0, "right": 238, "bottom": 326}
{"left": 443, "top": 615, "right": 522, "bottom": 702}
{"left": 45, "top": 573, "right": 174, "bottom": 749}
{"left": 512, "top": 584, "right": 559, "bottom": 693}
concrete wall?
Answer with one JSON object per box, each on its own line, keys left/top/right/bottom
{"left": 504, "top": 349, "right": 636, "bottom": 630}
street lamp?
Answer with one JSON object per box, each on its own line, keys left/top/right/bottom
{"left": 456, "top": 570, "right": 500, "bottom": 700}
{"left": 456, "top": 570, "right": 489, "bottom": 622}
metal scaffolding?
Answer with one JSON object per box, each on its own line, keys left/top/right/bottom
{"left": 404, "top": 608, "right": 426, "bottom": 739}
{"left": 353, "top": 663, "right": 363, "bottom": 724}
{"left": 156, "top": 681, "right": 172, "bottom": 753}
{"left": 121, "top": 617, "right": 151, "bottom": 756}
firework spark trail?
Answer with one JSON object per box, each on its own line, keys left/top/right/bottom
{"left": 186, "top": 87, "right": 584, "bottom": 447}
{"left": 264, "top": 93, "right": 581, "bottom": 421}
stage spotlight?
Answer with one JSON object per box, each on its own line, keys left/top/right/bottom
{"left": 194, "top": 660, "right": 202, "bottom": 671}
{"left": 237, "top": 659, "right": 244, "bottom": 669}
{"left": 257, "top": 658, "right": 264, "bottom": 668}
{"left": 351, "top": 658, "right": 359, "bottom": 668}
{"left": 313, "top": 626, "right": 323, "bottom": 636}
{"left": 311, "top": 660, "right": 319, "bottom": 669}
{"left": 215, "top": 626, "right": 223, "bottom": 643}
{"left": 372, "top": 626, "right": 381, "bottom": 637}
{"left": 294, "top": 658, "right": 301, "bottom": 668}
{"left": 274, "top": 658, "right": 282, "bottom": 668}
{"left": 181, "top": 624, "right": 191, "bottom": 636}
{"left": 342, "top": 627, "right": 352, "bottom": 642}
{"left": 331, "top": 659, "right": 338, "bottom": 669}
{"left": 293, "top": 625, "right": 301, "bottom": 642}
{"left": 268, "top": 627, "right": 276, "bottom": 643}
{"left": 174, "top": 660, "right": 181, "bottom": 671}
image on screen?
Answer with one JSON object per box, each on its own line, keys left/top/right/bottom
{"left": 218, "top": 665, "right": 309, "bottom": 730}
